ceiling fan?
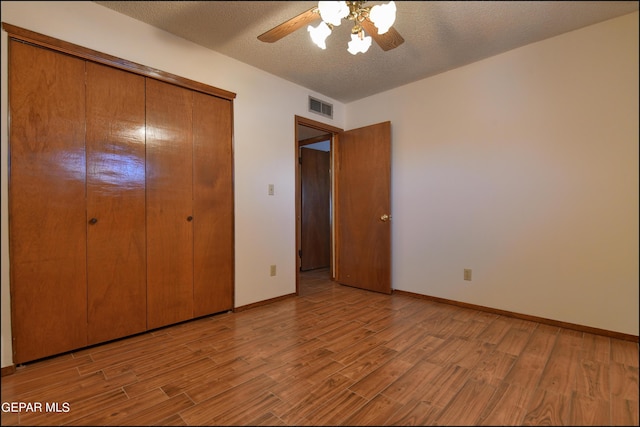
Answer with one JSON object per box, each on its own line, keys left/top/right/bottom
{"left": 258, "top": 1, "right": 404, "bottom": 54}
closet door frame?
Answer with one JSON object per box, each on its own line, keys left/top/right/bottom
{"left": 1, "top": 24, "right": 236, "bottom": 101}
{"left": 4, "top": 22, "right": 236, "bottom": 363}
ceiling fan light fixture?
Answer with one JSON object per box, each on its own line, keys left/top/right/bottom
{"left": 290, "top": 1, "right": 402, "bottom": 54}
{"left": 317, "top": 1, "right": 349, "bottom": 26}
{"left": 259, "top": 1, "right": 404, "bottom": 53}
{"left": 369, "top": 1, "right": 396, "bottom": 34}
{"left": 308, "top": 21, "right": 332, "bottom": 49}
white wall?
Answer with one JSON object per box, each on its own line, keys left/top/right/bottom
{"left": 1, "top": 2, "right": 637, "bottom": 369}
{"left": 0, "top": 1, "right": 345, "bottom": 368}
{"left": 346, "top": 12, "right": 639, "bottom": 337}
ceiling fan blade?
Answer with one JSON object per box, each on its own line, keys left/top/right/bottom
{"left": 258, "top": 7, "right": 321, "bottom": 43}
{"left": 361, "top": 18, "right": 405, "bottom": 51}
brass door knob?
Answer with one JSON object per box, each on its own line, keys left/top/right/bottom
{"left": 380, "top": 214, "right": 390, "bottom": 222}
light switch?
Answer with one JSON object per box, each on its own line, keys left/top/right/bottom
{"left": 268, "top": 184, "right": 274, "bottom": 195}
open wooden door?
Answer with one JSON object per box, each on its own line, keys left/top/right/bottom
{"left": 335, "top": 121, "right": 392, "bottom": 294}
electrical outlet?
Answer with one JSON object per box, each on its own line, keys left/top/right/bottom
{"left": 464, "top": 269, "right": 472, "bottom": 281}
{"left": 270, "top": 264, "right": 276, "bottom": 276}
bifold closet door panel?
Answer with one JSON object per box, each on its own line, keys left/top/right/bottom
{"left": 146, "top": 78, "right": 195, "bottom": 329}
{"left": 86, "top": 62, "right": 147, "bottom": 345}
{"left": 192, "top": 92, "right": 234, "bottom": 317}
{"left": 9, "top": 41, "right": 88, "bottom": 364}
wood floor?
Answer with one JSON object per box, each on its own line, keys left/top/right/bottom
{"left": 1, "top": 269, "right": 638, "bottom": 426}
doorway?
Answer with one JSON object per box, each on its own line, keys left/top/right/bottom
{"left": 295, "top": 116, "right": 342, "bottom": 293}
{"left": 299, "top": 138, "right": 330, "bottom": 271}
{"left": 295, "top": 116, "right": 393, "bottom": 295}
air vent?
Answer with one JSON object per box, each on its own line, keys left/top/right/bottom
{"left": 308, "top": 96, "right": 333, "bottom": 119}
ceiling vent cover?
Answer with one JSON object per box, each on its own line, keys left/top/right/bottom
{"left": 309, "top": 96, "right": 333, "bottom": 119}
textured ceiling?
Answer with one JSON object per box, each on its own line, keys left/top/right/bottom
{"left": 93, "top": 1, "right": 638, "bottom": 103}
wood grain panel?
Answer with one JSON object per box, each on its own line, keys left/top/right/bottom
{"left": 433, "top": 379, "right": 497, "bottom": 425}
{"left": 192, "top": 92, "right": 234, "bottom": 317}
{"left": 146, "top": 78, "right": 194, "bottom": 329}
{"left": 257, "top": 7, "right": 320, "bottom": 43}
{"left": 300, "top": 147, "right": 331, "bottom": 271}
{"left": 335, "top": 122, "right": 391, "bottom": 293}
{"left": 8, "top": 40, "right": 88, "bottom": 364}
{"left": 85, "top": 62, "right": 147, "bottom": 344}
{"left": 360, "top": 18, "right": 405, "bottom": 51}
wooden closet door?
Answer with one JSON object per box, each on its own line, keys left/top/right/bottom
{"left": 192, "top": 92, "right": 234, "bottom": 316}
{"left": 85, "top": 62, "right": 147, "bottom": 344}
{"left": 9, "top": 41, "right": 88, "bottom": 364}
{"left": 146, "top": 79, "right": 194, "bottom": 329}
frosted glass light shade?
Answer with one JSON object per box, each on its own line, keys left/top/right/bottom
{"left": 347, "top": 33, "right": 372, "bottom": 55}
{"left": 318, "top": 1, "right": 349, "bottom": 26}
{"left": 369, "top": 1, "right": 396, "bottom": 34}
{"left": 308, "top": 22, "right": 332, "bottom": 49}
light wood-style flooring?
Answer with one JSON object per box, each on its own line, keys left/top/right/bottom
{"left": 1, "top": 269, "right": 638, "bottom": 426}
